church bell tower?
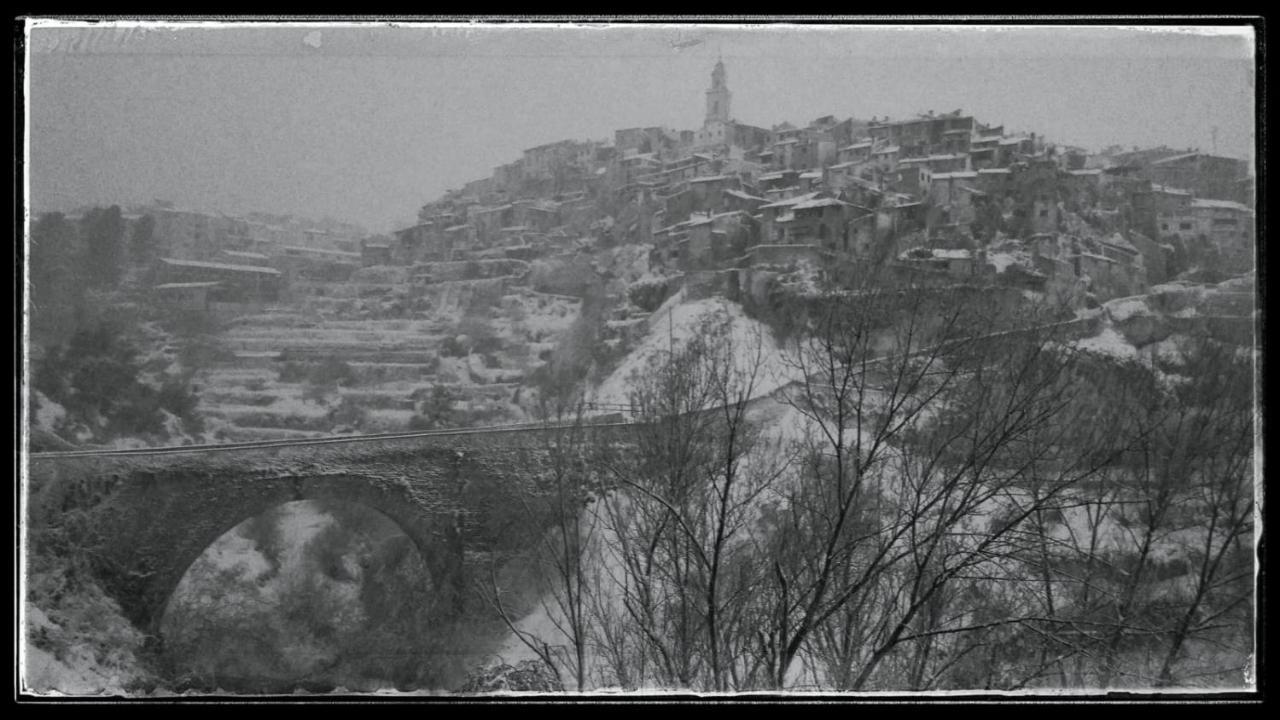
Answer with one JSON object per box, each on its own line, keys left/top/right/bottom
{"left": 704, "top": 59, "right": 731, "bottom": 126}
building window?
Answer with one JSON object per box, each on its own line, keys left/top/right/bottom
{"left": 1180, "top": 222, "right": 1193, "bottom": 231}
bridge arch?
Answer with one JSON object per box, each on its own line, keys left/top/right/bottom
{"left": 84, "top": 472, "right": 465, "bottom": 638}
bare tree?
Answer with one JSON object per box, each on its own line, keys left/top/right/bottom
{"left": 1147, "top": 337, "right": 1254, "bottom": 687}
{"left": 477, "top": 399, "right": 597, "bottom": 691}
{"left": 593, "top": 314, "right": 785, "bottom": 690}
{"left": 747, "top": 277, "right": 1127, "bottom": 690}
{"left": 1013, "top": 335, "right": 1256, "bottom": 690}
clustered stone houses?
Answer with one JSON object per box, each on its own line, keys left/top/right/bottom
{"left": 390, "top": 60, "right": 1255, "bottom": 307}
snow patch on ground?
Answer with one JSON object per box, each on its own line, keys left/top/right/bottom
{"left": 1075, "top": 326, "right": 1139, "bottom": 361}
{"left": 23, "top": 643, "right": 134, "bottom": 696}
{"left": 1147, "top": 336, "right": 1188, "bottom": 364}
{"left": 1103, "top": 296, "right": 1152, "bottom": 323}
{"left": 32, "top": 391, "right": 66, "bottom": 431}
{"left": 987, "top": 251, "right": 1032, "bottom": 274}
{"left": 590, "top": 296, "right": 793, "bottom": 408}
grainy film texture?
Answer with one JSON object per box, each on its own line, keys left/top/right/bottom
{"left": 20, "top": 22, "right": 1258, "bottom": 696}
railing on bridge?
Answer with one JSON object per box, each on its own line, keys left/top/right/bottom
{"left": 25, "top": 413, "right": 639, "bottom": 460}
{"left": 580, "top": 401, "right": 637, "bottom": 416}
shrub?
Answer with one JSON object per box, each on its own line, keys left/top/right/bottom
{"left": 627, "top": 276, "right": 675, "bottom": 313}
{"left": 459, "top": 660, "right": 562, "bottom": 693}
{"left": 278, "top": 358, "right": 357, "bottom": 388}
{"left": 311, "top": 357, "right": 357, "bottom": 388}
{"left": 408, "top": 385, "right": 458, "bottom": 430}
{"left": 473, "top": 335, "right": 503, "bottom": 356}
{"left": 158, "top": 379, "right": 202, "bottom": 433}
{"left": 277, "top": 361, "right": 308, "bottom": 383}
{"left": 33, "top": 323, "right": 203, "bottom": 442}
{"left": 328, "top": 397, "right": 368, "bottom": 430}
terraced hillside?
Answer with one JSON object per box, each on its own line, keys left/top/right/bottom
{"left": 194, "top": 273, "right": 582, "bottom": 441}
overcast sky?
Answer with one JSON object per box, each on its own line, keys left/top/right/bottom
{"left": 26, "top": 22, "right": 1256, "bottom": 234}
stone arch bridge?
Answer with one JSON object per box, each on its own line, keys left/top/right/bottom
{"left": 25, "top": 421, "right": 635, "bottom": 639}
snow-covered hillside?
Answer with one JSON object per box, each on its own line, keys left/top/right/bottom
{"left": 589, "top": 295, "right": 793, "bottom": 409}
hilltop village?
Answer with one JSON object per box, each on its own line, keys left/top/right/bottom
{"left": 398, "top": 59, "right": 1254, "bottom": 310}
{"left": 28, "top": 60, "right": 1256, "bottom": 447}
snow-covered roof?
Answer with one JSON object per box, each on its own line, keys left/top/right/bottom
{"left": 800, "top": 171, "right": 823, "bottom": 179}
{"left": 725, "top": 189, "right": 766, "bottom": 202}
{"left": 1069, "top": 169, "right": 1104, "bottom": 176}
{"left": 1078, "top": 251, "right": 1119, "bottom": 264}
{"left": 1100, "top": 233, "right": 1140, "bottom": 254}
{"left": 847, "top": 177, "right": 884, "bottom": 192}
{"left": 896, "top": 245, "right": 962, "bottom": 260}
{"left": 222, "top": 250, "right": 271, "bottom": 261}
{"left": 985, "top": 251, "right": 1031, "bottom": 273}
{"left": 1151, "top": 183, "right": 1192, "bottom": 196}
{"left": 978, "top": 168, "right": 1012, "bottom": 175}
{"left": 1191, "top": 198, "right": 1252, "bottom": 212}
{"left": 159, "top": 258, "right": 281, "bottom": 275}
{"left": 281, "top": 246, "right": 360, "bottom": 258}
{"left": 1150, "top": 152, "right": 1201, "bottom": 165}
{"left": 444, "top": 224, "right": 472, "bottom": 232}
{"left": 793, "top": 197, "right": 848, "bottom": 210}
{"left": 999, "top": 137, "right": 1026, "bottom": 145}
{"left": 932, "top": 171, "right": 979, "bottom": 180}
{"left": 759, "top": 192, "right": 822, "bottom": 210}
{"left": 872, "top": 145, "right": 900, "bottom": 154}
{"left": 841, "top": 141, "right": 873, "bottom": 150}
{"left": 154, "top": 281, "right": 223, "bottom": 290}
{"left": 689, "top": 174, "right": 730, "bottom": 184}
